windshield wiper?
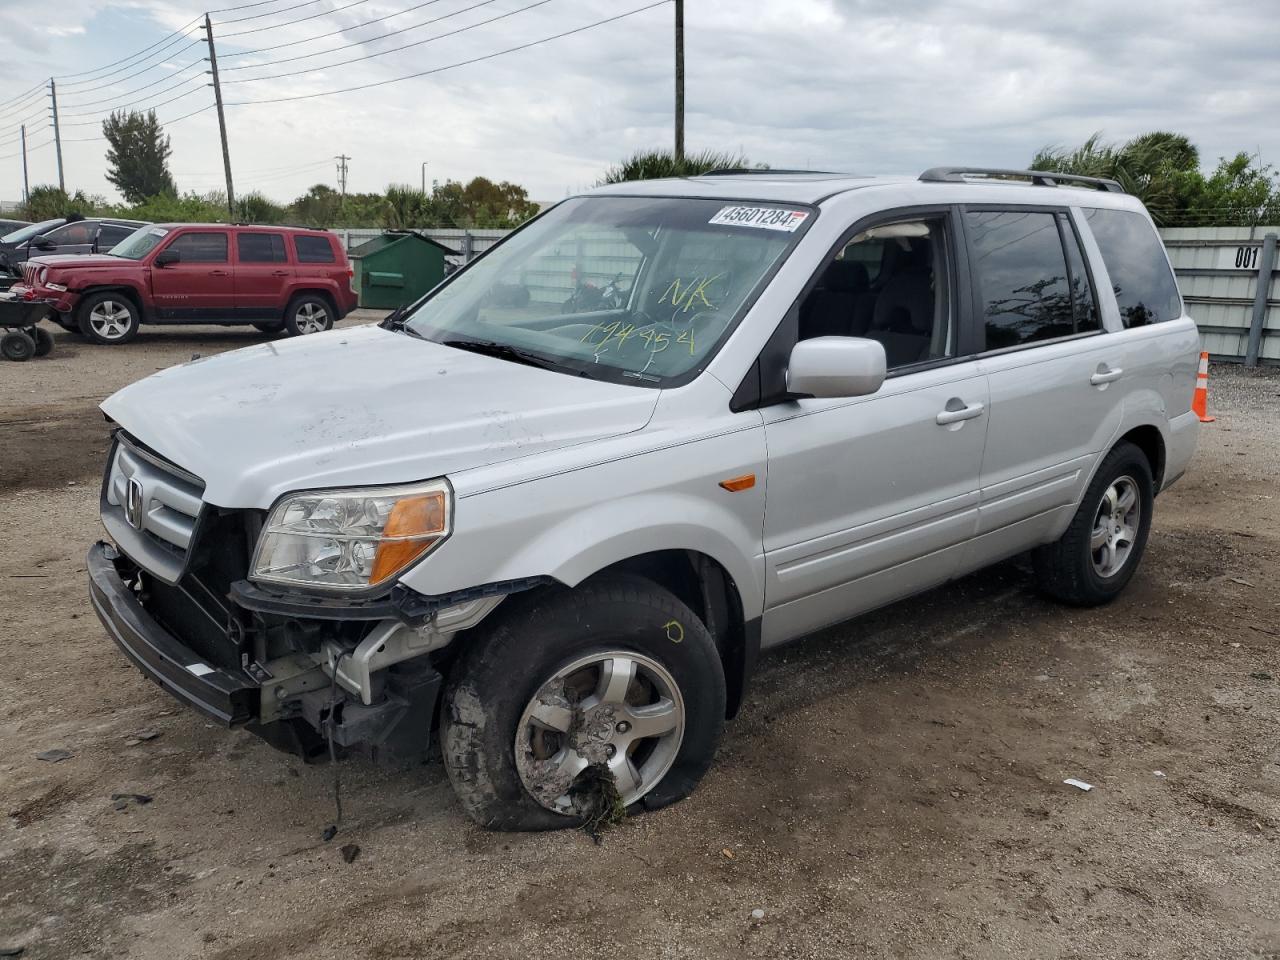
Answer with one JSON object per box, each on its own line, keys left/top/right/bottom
{"left": 442, "top": 337, "right": 564, "bottom": 372}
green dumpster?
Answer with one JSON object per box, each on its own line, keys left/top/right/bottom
{"left": 350, "top": 231, "right": 452, "bottom": 310}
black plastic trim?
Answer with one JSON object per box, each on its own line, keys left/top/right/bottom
{"left": 88, "top": 541, "right": 256, "bottom": 726}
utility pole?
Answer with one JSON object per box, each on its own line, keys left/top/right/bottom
{"left": 336, "top": 154, "right": 350, "bottom": 199}
{"left": 48, "top": 80, "right": 64, "bottom": 192}
{"left": 674, "top": 0, "right": 684, "bottom": 163}
{"left": 203, "top": 14, "right": 235, "bottom": 219}
{"left": 421, "top": 161, "right": 428, "bottom": 194}
{"left": 20, "top": 124, "right": 30, "bottom": 203}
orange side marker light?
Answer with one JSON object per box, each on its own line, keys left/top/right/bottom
{"left": 719, "top": 474, "right": 756, "bottom": 493}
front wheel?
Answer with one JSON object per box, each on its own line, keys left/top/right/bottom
{"left": 1, "top": 330, "right": 35, "bottom": 361}
{"left": 78, "top": 292, "right": 139, "bottom": 345}
{"left": 1033, "top": 441, "right": 1154, "bottom": 606}
{"left": 283, "top": 295, "right": 334, "bottom": 336}
{"left": 441, "top": 574, "right": 726, "bottom": 831}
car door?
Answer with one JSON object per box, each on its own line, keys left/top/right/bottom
{"left": 150, "top": 230, "right": 236, "bottom": 319}
{"left": 44, "top": 220, "right": 97, "bottom": 256}
{"left": 233, "top": 232, "right": 293, "bottom": 319}
{"left": 962, "top": 206, "right": 1127, "bottom": 567}
{"left": 759, "top": 208, "right": 989, "bottom": 647}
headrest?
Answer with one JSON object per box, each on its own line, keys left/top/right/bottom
{"left": 821, "top": 259, "right": 869, "bottom": 294}
{"left": 872, "top": 274, "right": 933, "bottom": 333}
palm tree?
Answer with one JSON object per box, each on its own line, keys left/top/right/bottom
{"left": 599, "top": 149, "right": 759, "bottom": 184}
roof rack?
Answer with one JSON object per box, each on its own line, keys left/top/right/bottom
{"left": 700, "top": 167, "right": 843, "bottom": 176}
{"left": 919, "top": 167, "right": 1124, "bottom": 193}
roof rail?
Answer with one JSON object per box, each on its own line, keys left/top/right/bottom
{"left": 700, "top": 167, "right": 843, "bottom": 176}
{"left": 919, "top": 167, "right": 1124, "bottom": 193}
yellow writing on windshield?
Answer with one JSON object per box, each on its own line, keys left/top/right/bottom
{"left": 659, "top": 273, "right": 724, "bottom": 314}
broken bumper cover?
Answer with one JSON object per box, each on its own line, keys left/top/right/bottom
{"left": 87, "top": 541, "right": 257, "bottom": 726}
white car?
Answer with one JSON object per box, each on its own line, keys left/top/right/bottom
{"left": 88, "top": 167, "right": 1200, "bottom": 829}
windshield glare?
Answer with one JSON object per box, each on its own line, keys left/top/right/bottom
{"left": 403, "top": 196, "right": 811, "bottom": 384}
{"left": 110, "top": 225, "right": 170, "bottom": 260}
{"left": 2, "top": 219, "right": 64, "bottom": 244}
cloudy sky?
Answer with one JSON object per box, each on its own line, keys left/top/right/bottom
{"left": 1, "top": 0, "right": 1278, "bottom": 206}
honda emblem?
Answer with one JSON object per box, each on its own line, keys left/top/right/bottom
{"left": 125, "top": 477, "right": 145, "bottom": 530}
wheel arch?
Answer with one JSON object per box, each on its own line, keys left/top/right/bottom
{"left": 78, "top": 285, "right": 148, "bottom": 322}
{"left": 1116, "top": 423, "right": 1166, "bottom": 492}
{"left": 285, "top": 285, "right": 340, "bottom": 317}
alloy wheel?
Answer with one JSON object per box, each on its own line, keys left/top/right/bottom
{"left": 294, "top": 301, "right": 330, "bottom": 334}
{"left": 1091, "top": 475, "right": 1140, "bottom": 578}
{"left": 515, "top": 650, "right": 685, "bottom": 813}
{"left": 89, "top": 300, "right": 133, "bottom": 340}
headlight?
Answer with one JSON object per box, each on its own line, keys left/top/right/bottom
{"left": 251, "top": 480, "right": 452, "bottom": 592}
{"left": 38, "top": 267, "right": 47, "bottom": 284}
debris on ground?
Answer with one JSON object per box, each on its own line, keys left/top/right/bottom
{"left": 321, "top": 825, "right": 338, "bottom": 842}
{"left": 1154, "top": 770, "right": 1167, "bottom": 778}
{"left": 36, "top": 748, "right": 72, "bottom": 763}
{"left": 568, "top": 763, "right": 626, "bottom": 844}
{"left": 751, "top": 909, "right": 766, "bottom": 921}
{"left": 340, "top": 843, "right": 360, "bottom": 864}
{"left": 1248, "top": 672, "right": 1273, "bottom": 681}
{"left": 111, "top": 793, "right": 153, "bottom": 810}
{"left": 0, "top": 945, "right": 25, "bottom": 956}
{"left": 123, "top": 730, "right": 161, "bottom": 746}
{"left": 722, "top": 848, "right": 735, "bottom": 860}
{"left": 1063, "top": 779, "right": 1094, "bottom": 792}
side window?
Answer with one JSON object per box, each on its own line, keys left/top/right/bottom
{"left": 294, "top": 235, "right": 336, "bottom": 263}
{"left": 46, "top": 221, "right": 94, "bottom": 245}
{"left": 1084, "top": 208, "right": 1181, "bottom": 327}
{"left": 97, "top": 225, "right": 135, "bottom": 250}
{"left": 238, "top": 233, "right": 287, "bottom": 263}
{"left": 798, "top": 216, "right": 952, "bottom": 369}
{"left": 1059, "top": 215, "right": 1100, "bottom": 334}
{"left": 169, "top": 232, "right": 229, "bottom": 263}
{"left": 966, "top": 210, "right": 1075, "bottom": 349}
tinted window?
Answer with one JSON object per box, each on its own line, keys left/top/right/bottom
{"left": 1084, "top": 208, "right": 1181, "bottom": 327}
{"left": 1060, "top": 215, "right": 1100, "bottom": 334}
{"left": 97, "top": 225, "right": 135, "bottom": 249}
{"left": 967, "top": 210, "right": 1075, "bottom": 349}
{"left": 170, "top": 232, "right": 228, "bottom": 263}
{"left": 294, "top": 235, "right": 336, "bottom": 263}
{"left": 46, "top": 221, "right": 96, "bottom": 245}
{"left": 800, "top": 217, "right": 952, "bottom": 369}
{"left": 238, "top": 233, "right": 287, "bottom": 263}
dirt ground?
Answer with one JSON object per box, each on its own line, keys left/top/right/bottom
{"left": 1, "top": 317, "right": 1277, "bottom": 960}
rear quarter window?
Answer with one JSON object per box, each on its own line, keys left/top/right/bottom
{"left": 1083, "top": 208, "right": 1182, "bottom": 327}
{"left": 294, "top": 234, "right": 337, "bottom": 264}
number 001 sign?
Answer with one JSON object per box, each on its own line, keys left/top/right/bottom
{"left": 1218, "top": 245, "right": 1261, "bottom": 270}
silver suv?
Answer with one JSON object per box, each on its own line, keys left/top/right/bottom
{"left": 88, "top": 167, "right": 1200, "bottom": 829}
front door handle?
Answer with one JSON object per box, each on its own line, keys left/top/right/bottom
{"left": 936, "top": 400, "right": 985, "bottom": 425}
{"left": 209, "top": 269, "right": 230, "bottom": 277}
{"left": 1090, "top": 365, "right": 1123, "bottom": 386}
{"left": 271, "top": 270, "right": 289, "bottom": 277}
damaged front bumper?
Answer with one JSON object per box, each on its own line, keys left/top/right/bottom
{"left": 87, "top": 540, "right": 476, "bottom": 758}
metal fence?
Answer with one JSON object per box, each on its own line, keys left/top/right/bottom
{"left": 1160, "top": 226, "right": 1279, "bottom": 366}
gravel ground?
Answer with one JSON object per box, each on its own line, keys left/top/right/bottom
{"left": 1, "top": 320, "right": 1278, "bottom": 960}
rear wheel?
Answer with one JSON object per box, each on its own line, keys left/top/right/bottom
{"left": 1033, "top": 442, "right": 1154, "bottom": 606}
{"left": 32, "top": 325, "right": 53, "bottom": 357}
{"left": 78, "top": 292, "right": 139, "bottom": 345}
{"left": 441, "top": 574, "right": 725, "bottom": 831}
{"left": 1, "top": 330, "right": 36, "bottom": 361}
{"left": 283, "top": 295, "right": 333, "bottom": 336}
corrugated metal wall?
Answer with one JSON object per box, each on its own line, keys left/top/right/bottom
{"left": 1160, "top": 226, "right": 1279, "bottom": 365}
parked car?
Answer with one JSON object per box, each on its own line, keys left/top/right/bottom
{"left": 13, "top": 223, "right": 357, "bottom": 344}
{"left": 86, "top": 168, "right": 1200, "bottom": 830}
{"left": 0, "top": 216, "right": 149, "bottom": 280}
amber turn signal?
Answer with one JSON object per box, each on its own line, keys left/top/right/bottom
{"left": 370, "top": 491, "right": 448, "bottom": 584}
{"left": 718, "top": 474, "right": 756, "bottom": 493}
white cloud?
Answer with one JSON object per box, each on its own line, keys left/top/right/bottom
{"left": 1, "top": 0, "right": 1277, "bottom": 205}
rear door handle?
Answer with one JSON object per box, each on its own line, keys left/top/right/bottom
{"left": 209, "top": 270, "right": 230, "bottom": 277}
{"left": 1090, "top": 365, "right": 1123, "bottom": 386}
{"left": 936, "top": 401, "right": 985, "bottom": 425}
{"left": 271, "top": 270, "right": 289, "bottom": 277}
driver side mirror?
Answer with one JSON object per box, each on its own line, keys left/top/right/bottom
{"left": 155, "top": 249, "right": 181, "bottom": 267}
{"left": 787, "top": 337, "right": 887, "bottom": 399}
{"left": 32, "top": 235, "right": 56, "bottom": 251}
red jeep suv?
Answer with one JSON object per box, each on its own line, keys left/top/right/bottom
{"left": 14, "top": 223, "right": 359, "bottom": 345}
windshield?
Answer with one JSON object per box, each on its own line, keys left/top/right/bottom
{"left": 2, "top": 219, "right": 64, "bottom": 244}
{"left": 403, "top": 196, "right": 813, "bottom": 384}
{"left": 110, "top": 225, "right": 170, "bottom": 260}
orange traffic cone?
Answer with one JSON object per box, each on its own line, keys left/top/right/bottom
{"left": 1193, "top": 351, "right": 1215, "bottom": 423}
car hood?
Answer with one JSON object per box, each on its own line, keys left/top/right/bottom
{"left": 28, "top": 254, "right": 127, "bottom": 270}
{"left": 101, "top": 324, "right": 660, "bottom": 507}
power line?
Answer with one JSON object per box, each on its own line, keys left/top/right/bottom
{"left": 58, "top": 57, "right": 208, "bottom": 111}
{"left": 58, "top": 83, "right": 208, "bottom": 126}
{"left": 57, "top": 32, "right": 206, "bottom": 91}
{"left": 220, "top": 0, "right": 445, "bottom": 59}
{"left": 219, "top": 0, "right": 370, "bottom": 38}
{"left": 223, "top": 0, "right": 553, "bottom": 84}
{"left": 221, "top": 0, "right": 497, "bottom": 72}
{"left": 215, "top": 0, "right": 339, "bottom": 26}
{"left": 224, "top": 0, "right": 670, "bottom": 105}
{"left": 0, "top": 86, "right": 50, "bottom": 122}
{"left": 54, "top": 17, "right": 205, "bottom": 83}
{"left": 0, "top": 110, "right": 48, "bottom": 139}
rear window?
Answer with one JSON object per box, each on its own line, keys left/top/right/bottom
{"left": 238, "top": 233, "right": 287, "bottom": 263}
{"left": 294, "top": 234, "right": 336, "bottom": 264}
{"left": 1084, "top": 208, "right": 1182, "bottom": 327}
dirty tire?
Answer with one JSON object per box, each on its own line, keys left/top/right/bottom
{"left": 1033, "top": 441, "right": 1154, "bottom": 606}
{"left": 1, "top": 330, "right": 36, "bottom": 361}
{"left": 441, "top": 574, "right": 726, "bottom": 831}
{"left": 283, "top": 294, "right": 334, "bottom": 336}
{"left": 32, "top": 325, "right": 54, "bottom": 356}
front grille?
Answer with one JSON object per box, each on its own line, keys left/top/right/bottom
{"left": 22, "top": 263, "right": 37, "bottom": 287}
{"left": 105, "top": 435, "right": 204, "bottom": 557}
